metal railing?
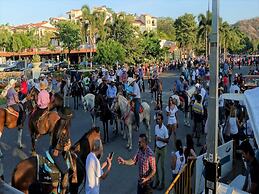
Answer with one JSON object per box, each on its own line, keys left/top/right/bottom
{"left": 165, "top": 160, "right": 195, "bottom": 194}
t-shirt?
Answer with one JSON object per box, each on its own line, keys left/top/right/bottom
{"left": 7, "top": 88, "right": 17, "bottom": 106}
{"left": 166, "top": 105, "right": 178, "bottom": 125}
{"left": 218, "top": 95, "right": 224, "bottom": 107}
{"left": 155, "top": 124, "right": 169, "bottom": 148}
{"left": 85, "top": 152, "right": 103, "bottom": 194}
{"left": 133, "top": 82, "right": 141, "bottom": 99}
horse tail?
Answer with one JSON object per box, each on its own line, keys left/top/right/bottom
{"left": 11, "top": 166, "right": 17, "bottom": 186}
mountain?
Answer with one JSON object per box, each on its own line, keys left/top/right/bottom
{"left": 233, "top": 17, "right": 259, "bottom": 41}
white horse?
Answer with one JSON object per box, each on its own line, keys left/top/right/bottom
{"left": 171, "top": 86, "right": 196, "bottom": 127}
{"left": 112, "top": 95, "right": 151, "bottom": 150}
{"left": 82, "top": 93, "right": 96, "bottom": 126}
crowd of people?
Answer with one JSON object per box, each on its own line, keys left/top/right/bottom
{"left": 1, "top": 56, "right": 259, "bottom": 194}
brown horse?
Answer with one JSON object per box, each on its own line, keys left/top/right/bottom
{"left": 0, "top": 100, "right": 28, "bottom": 152}
{"left": 27, "top": 87, "right": 64, "bottom": 154}
{"left": 11, "top": 127, "right": 100, "bottom": 194}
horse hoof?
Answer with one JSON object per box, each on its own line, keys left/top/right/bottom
{"left": 128, "top": 146, "right": 132, "bottom": 151}
{"left": 31, "top": 151, "right": 37, "bottom": 156}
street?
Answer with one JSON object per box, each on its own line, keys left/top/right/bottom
{"left": 0, "top": 66, "right": 249, "bottom": 194}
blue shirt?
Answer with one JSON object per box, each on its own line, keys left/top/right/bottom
{"left": 175, "top": 79, "right": 184, "bottom": 92}
{"left": 106, "top": 85, "right": 117, "bottom": 98}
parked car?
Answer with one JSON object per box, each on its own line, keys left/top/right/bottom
{"left": 0, "top": 64, "right": 9, "bottom": 72}
{"left": 79, "top": 61, "right": 88, "bottom": 67}
{"left": 52, "top": 61, "right": 69, "bottom": 71}
{"left": 4, "top": 61, "right": 26, "bottom": 72}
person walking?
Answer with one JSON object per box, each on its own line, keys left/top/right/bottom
{"left": 240, "top": 140, "right": 259, "bottom": 194}
{"left": 166, "top": 97, "right": 178, "bottom": 140}
{"left": 117, "top": 134, "right": 156, "bottom": 194}
{"left": 85, "top": 139, "right": 113, "bottom": 194}
{"left": 192, "top": 94, "right": 204, "bottom": 146}
{"left": 152, "top": 113, "right": 169, "bottom": 190}
{"left": 171, "top": 139, "right": 186, "bottom": 180}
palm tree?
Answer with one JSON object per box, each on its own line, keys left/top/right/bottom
{"left": 197, "top": 11, "right": 212, "bottom": 59}
{"left": 81, "top": 5, "right": 113, "bottom": 66}
{"left": 219, "top": 21, "right": 231, "bottom": 60}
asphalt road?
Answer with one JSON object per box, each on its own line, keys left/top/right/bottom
{"left": 0, "top": 65, "right": 250, "bottom": 194}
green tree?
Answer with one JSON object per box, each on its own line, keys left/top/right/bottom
{"left": 157, "top": 17, "right": 175, "bottom": 41}
{"left": 0, "top": 28, "right": 12, "bottom": 51}
{"left": 197, "top": 11, "right": 212, "bottom": 58}
{"left": 108, "top": 14, "right": 143, "bottom": 64}
{"left": 57, "top": 21, "right": 81, "bottom": 62}
{"left": 94, "top": 39, "right": 125, "bottom": 66}
{"left": 140, "top": 32, "right": 162, "bottom": 61}
{"left": 174, "top": 13, "right": 197, "bottom": 58}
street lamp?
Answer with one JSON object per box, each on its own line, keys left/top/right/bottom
{"left": 204, "top": 0, "right": 220, "bottom": 194}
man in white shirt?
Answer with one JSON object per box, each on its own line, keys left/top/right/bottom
{"left": 128, "top": 77, "right": 141, "bottom": 128}
{"left": 229, "top": 81, "right": 240, "bottom": 93}
{"left": 85, "top": 139, "right": 113, "bottom": 194}
{"left": 153, "top": 113, "right": 169, "bottom": 190}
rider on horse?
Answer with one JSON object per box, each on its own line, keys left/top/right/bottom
{"left": 127, "top": 77, "right": 141, "bottom": 129}
{"left": 50, "top": 107, "right": 73, "bottom": 192}
{"left": 19, "top": 75, "right": 28, "bottom": 101}
{"left": 6, "top": 79, "right": 24, "bottom": 126}
{"left": 34, "top": 82, "right": 50, "bottom": 121}
{"left": 106, "top": 79, "right": 117, "bottom": 108}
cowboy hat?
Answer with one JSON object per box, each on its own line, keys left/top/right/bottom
{"left": 39, "top": 82, "right": 47, "bottom": 90}
{"left": 9, "top": 79, "right": 17, "bottom": 86}
{"left": 127, "top": 77, "right": 135, "bottom": 85}
{"left": 102, "top": 76, "right": 108, "bottom": 81}
{"left": 58, "top": 106, "right": 73, "bottom": 120}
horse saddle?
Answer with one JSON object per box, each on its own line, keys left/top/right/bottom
{"left": 5, "top": 107, "right": 19, "bottom": 118}
{"left": 130, "top": 104, "right": 144, "bottom": 113}
{"left": 36, "top": 152, "right": 61, "bottom": 184}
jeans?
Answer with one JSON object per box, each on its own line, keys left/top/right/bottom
{"left": 133, "top": 98, "right": 140, "bottom": 126}
{"left": 154, "top": 146, "right": 166, "bottom": 187}
{"left": 50, "top": 148, "right": 69, "bottom": 175}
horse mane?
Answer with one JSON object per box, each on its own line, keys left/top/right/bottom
{"left": 72, "top": 127, "right": 100, "bottom": 150}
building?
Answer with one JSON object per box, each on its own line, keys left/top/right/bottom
{"left": 49, "top": 16, "right": 68, "bottom": 25}
{"left": 132, "top": 14, "right": 157, "bottom": 33}
{"left": 66, "top": 9, "right": 82, "bottom": 22}
{"left": 15, "top": 21, "right": 57, "bottom": 38}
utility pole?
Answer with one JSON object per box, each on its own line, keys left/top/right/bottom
{"left": 204, "top": 0, "right": 220, "bottom": 194}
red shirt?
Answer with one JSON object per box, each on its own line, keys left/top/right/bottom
{"left": 20, "top": 81, "right": 28, "bottom": 95}
{"left": 223, "top": 76, "right": 228, "bottom": 86}
{"left": 133, "top": 146, "right": 156, "bottom": 179}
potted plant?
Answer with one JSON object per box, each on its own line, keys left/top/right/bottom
{"left": 32, "top": 55, "right": 41, "bottom": 69}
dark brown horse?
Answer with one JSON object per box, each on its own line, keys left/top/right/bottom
{"left": 95, "top": 94, "right": 113, "bottom": 143}
{"left": 27, "top": 87, "right": 64, "bottom": 154}
{"left": 11, "top": 127, "right": 100, "bottom": 194}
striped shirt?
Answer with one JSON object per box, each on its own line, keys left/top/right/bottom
{"left": 133, "top": 146, "right": 156, "bottom": 179}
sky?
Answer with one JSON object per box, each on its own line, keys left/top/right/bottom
{"left": 0, "top": 0, "right": 258, "bottom": 25}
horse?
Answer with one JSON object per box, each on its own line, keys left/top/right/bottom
{"left": 150, "top": 78, "right": 159, "bottom": 100}
{"left": 95, "top": 94, "right": 113, "bottom": 143}
{"left": 171, "top": 86, "right": 196, "bottom": 127}
{"left": 11, "top": 125, "right": 100, "bottom": 194}
{"left": 0, "top": 99, "right": 29, "bottom": 152}
{"left": 71, "top": 81, "right": 84, "bottom": 110}
{"left": 82, "top": 93, "right": 96, "bottom": 126}
{"left": 27, "top": 87, "right": 64, "bottom": 154}
{"left": 112, "top": 94, "right": 151, "bottom": 150}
